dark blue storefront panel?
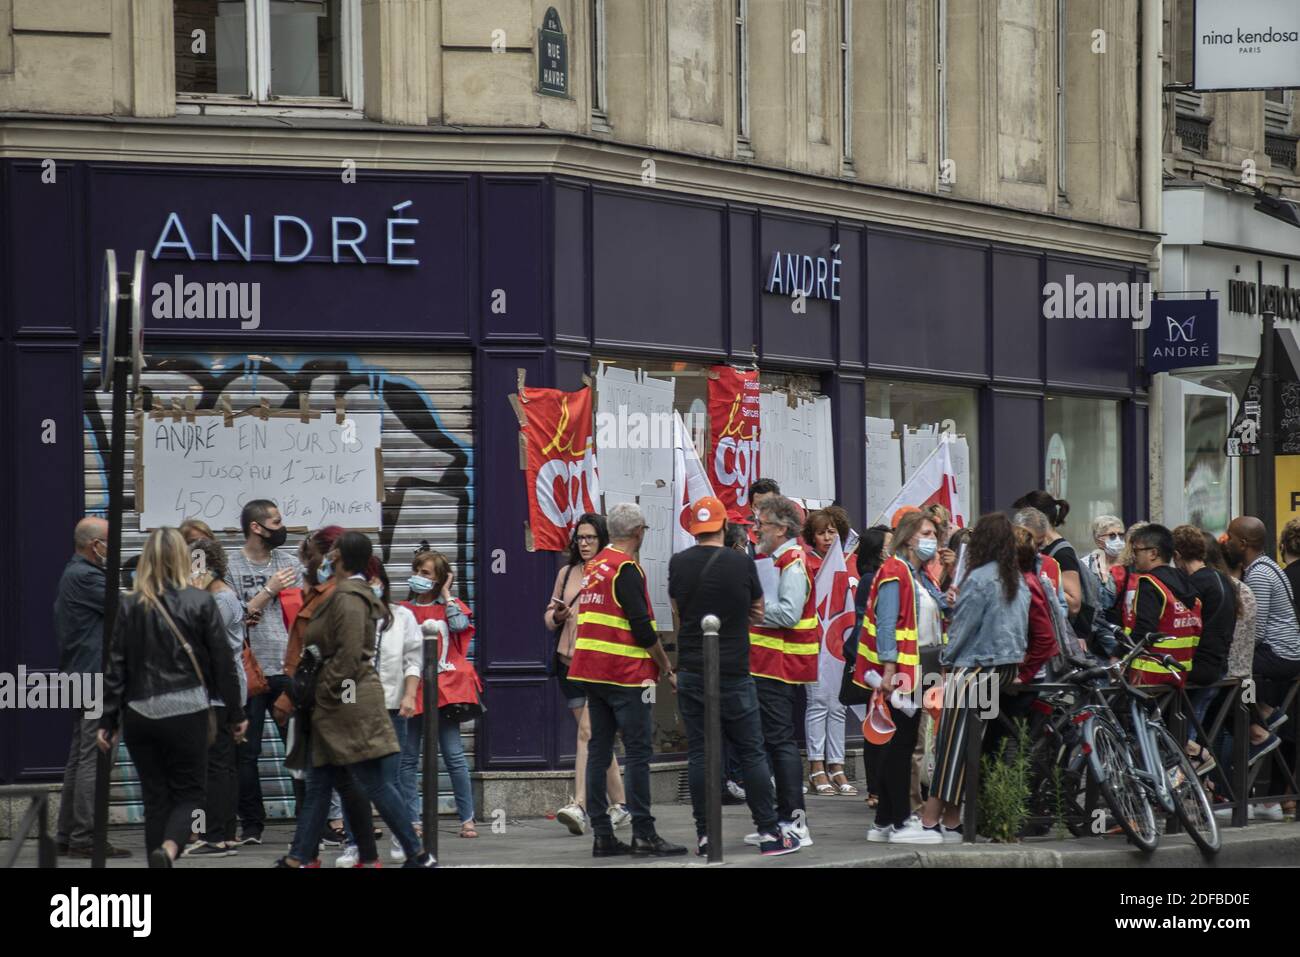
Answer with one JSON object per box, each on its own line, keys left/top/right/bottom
{"left": 836, "top": 225, "right": 865, "bottom": 371}
{"left": 84, "top": 165, "right": 474, "bottom": 341}
{"left": 987, "top": 390, "right": 1043, "bottom": 511}
{"left": 12, "top": 342, "right": 85, "bottom": 778}
{"left": 866, "top": 231, "right": 988, "bottom": 379}
{"left": 7, "top": 162, "right": 80, "bottom": 337}
{"left": 728, "top": 208, "right": 756, "bottom": 358}
{"left": 992, "top": 249, "right": 1044, "bottom": 385}
{"left": 480, "top": 179, "right": 546, "bottom": 342}
{"left": 591, "top": 188, "right": 725, "bottom": 356}
{"left": 553, "top": 181, "right": 589, "bottom": 344}
{"left": 827, "top": 372, "right": 866, "bottom": 525}
{"left": 759, "top": 215, "right": 836, "bottom": 367}
{"left": 1043, "top": 259, "right": 1137, "bottom": 392}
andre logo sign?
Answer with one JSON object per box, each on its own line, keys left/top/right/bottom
{"left": 1146, "top": 299, "right": 1219, "bottom": 373}
{"left": 520, "top": 385, "right": 600, "bottom": 551}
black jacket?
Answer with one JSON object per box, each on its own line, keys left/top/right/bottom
{"left": 54, "top": 555, "right": 106, "bottom": 675}
{"left": 100, "top": 586, "right": 246, "bottom": 734}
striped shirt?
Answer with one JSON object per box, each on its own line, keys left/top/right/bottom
{"left": 1242, "top": 555, "right": 1300, "bottom": 661}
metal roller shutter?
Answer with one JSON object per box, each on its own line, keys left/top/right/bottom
{"left": 81, "top": 347, "right": 476, "bottom": 823}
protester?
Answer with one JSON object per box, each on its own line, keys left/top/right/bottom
{"left": 180, "top": 518, "right": 214, "bottom": 545}
{"left": 334, "top": 559, "right": 422, "bottom": 867}
{"left": 1223, "top": 516, "right": 1300, "bottom": 763}
{"left": 1211, "top": 533, "right": 1258, "bottom": 682}
{"left": 1123, "top": 524, "right": 1203, "bottom": 688}
{"left": 852, "top": 510, "right": 950, "bottom": 844}
{"left": 1011, "top": 492, "right": 1084, "bottom": 620}
{"left": 54, "top": 516, "right": 130, "bottom": 859}
{"left": 97, "top": 527, "right": 247, "bottom": 868}
{"left": 923, "top": 503, "right": 957, "bottom": 587}
{"left": 747, "top": 478, "right": 783, "bottom": 553}
{"left": 669, "top": 496, "right": 797, "bottom": 856}
{"left": 802, "top": 507, "right": 856, "bottom": 797}
{"left": 542, "top": 514, "right": 629, "bottom": 836}
{"left": 278, "top": 531, "right": 434, "bottom": 868}
{"left": 1013, "top": 526, "right": 1060, "bottom": 687}
{"left": 940, "top": 526, "right": 972, "bottom": 593}
{"left": 225, "top": 499, "right": 300, "bottom": 845}
{"left": 401, "top": 544, "right": 483, "bottom": 848}
{"left": 920, "top": 513, "right": 1028, "bottom": 840}
{"left": 1083, "top": 514, "right": 1125, "bottom": 619}
{"left": 1173, "top": 524, "right": 1236, "bottom": 771}
{"left": 1279, "top": 517, "right": 1300, "bottom": 621}
{"left": 721, "top": 520, "right": 753, "bottom": 802}
{"left": 566, "top": 502, "right": 684, "bottom": 857}
{"left": 750, "top": 495, "right": 821, "bottom": 846}
{"left": 842, "top": 524, "right": 891, "bottom": 808}
{"left": 184, "top": 537, "right": 246, "bottom": 857}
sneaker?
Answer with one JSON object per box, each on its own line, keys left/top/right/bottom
{"left": 743, "top": 831, "right": 763, "bottom": 846}
{"left": 402, "top": 852, "right": 437, "bottom": 868}
{"left": 354, "top": 858, "right": 383, "bottom": 868}
{"left": 922, "top": 823, "right": 963, "bottom": 844}
{"left": 389, "top": 835, "right": 407, "bottom": 863}
{"left": 236, "top": 829, "right": 264, "bottom": 846}
{"left": 273, "top": 856, "right": 320, "bottom": 868}
{"left": 335, "top": 845, "right": 359, "bottom": 868}
{"left": 1264, "top": 710, "right": 1289, "bottom": 733}
{"left": 608, "top": 804, "right": 632, "bottom": 830}
{"left": 1249, "top": 733, "right": 1282, "bottom": 766}
{"left": 866, "top": 824, "right": 894, "bottom": 843}
{"left": 556, "top": 803, "right": 588, "bottom": 836}
{"left": 784, "top": 819, "right": 813, "bottom": 847}
{"left": 725, "top": 780, "right": 747, "bottom": 802}
{"left": 889, "top": 818, "right": 943, "bottom": 844}
{"left": 758, "top": 831, "right": 801, "bottom": 856}
{"left": 1255, "top": 802, "right": 1285, "bottom": 822}
{"left": 629, "top": 833, "right": 688, "bottom": 857}
{"left": 321, "top": 823, "right": 346, "bottom": 847}
{"left": 183, "top": 841, "right": 231, "bottom": 858}
{"left": 695, "top": 835, "right": 709, "bottom": 857}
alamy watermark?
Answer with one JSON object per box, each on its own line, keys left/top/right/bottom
{"left": 151, "top": 274, "right": 261, "bottom": 330}
{"left": 0, "top": 668, "right": 103, "bottom": 719}
{"left": 594, "top": 408, "right": 707, "bottom": 450}
{"left": 1042, "top": 274, "right": 1153, "bottom": 330}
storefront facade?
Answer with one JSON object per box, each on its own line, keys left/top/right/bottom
{"left": 1, "top": 157, "right": 1152, "bottom": 788}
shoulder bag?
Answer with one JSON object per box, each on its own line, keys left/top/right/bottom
{"left": 242, "top": 624, "right": 270, "bottom": 698}
{"left": 154, "top": 597, "right": 218, "bottom": 747}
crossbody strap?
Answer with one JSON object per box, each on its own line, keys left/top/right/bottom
{"left": 155, "top": 595, "right": 207, "bottom": 690}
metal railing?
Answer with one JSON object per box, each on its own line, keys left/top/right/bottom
{"left": 0, "top": 785, "right": 59, "bottom": 869}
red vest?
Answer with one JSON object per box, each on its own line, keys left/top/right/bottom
{"left": 1122, "top": 572, "right": 1202, "bottom": 686}
{"left": 402, "top": 599, "right": 483, "bottom": 713}
{"left": 567, "top": 546, "right": 660, "bottom": 688}
{"left": 750, "top": 545, "right": 821, "bottom": 684}
{"left": 853, "top": 555, "right": 921, "bottom": 694}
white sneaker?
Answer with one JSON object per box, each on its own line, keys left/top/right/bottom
{"left": 726, "top": 780, "right": 747, "bottom": 801}
{"left": 1255, "top": 802, "right": 1285, "bottom": 821}
{"left": 743, "top": 831, "right": 763, "bottom": 846}
{"left": 556, "top": 803, "right": 588, "bottom": 836}
{"left": 867, "top": 824, "right": 893, "bottom": 843}
{"left": 335, "top": 845, "right": 359, "bottom": 868}
{"left": 608, "top": 804, "right": 632, "bottom": 830}
{"left": 784, "top": 819, "right": 813, "bottom": 847}
{"left": 389, "top": 835, "right": 406, "bottom": 863}
{"left": 889, "top": 819, "right": 943, "bottom": 844}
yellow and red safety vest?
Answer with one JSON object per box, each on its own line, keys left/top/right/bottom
{"left": 567, "top": 545, "right": 660, "bottom": 689}
{"left": 1122, "top": 571, "right": 1202, "bottom": 686}
{"left": 853, "top": 555, "right": 922, "bottom": 694}
{"left": 749, "top": 544, "right": 821, "bottom": 684}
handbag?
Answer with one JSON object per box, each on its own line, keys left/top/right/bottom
{"left": 242, "top": 625, "right": 270, "bottom": 698}
{"left": 289, "top": 644, "right": 324, "bottom": 717}
{"left": 154, "top": 597, "right": 218, "bottom": 747}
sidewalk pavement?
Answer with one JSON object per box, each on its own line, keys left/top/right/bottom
{"left": 6, "top": 793, "right": 1299, "bottom": 868}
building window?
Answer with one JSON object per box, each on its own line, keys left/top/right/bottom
{"left": 590, "top": 0, "right": 607, "bottom": 120}
{"left": 866, "top": 380, "right": 979, "bottom": 525}
{"left": 1043, "top": 395, "right": 1122, "bottom": 551}
{"left": 935, "top": 0, "right": 948, "bottom": 190}
{"left": 735, "top": 0, "right": 750, "bottom": 147}
{"left": 1056, "top": 0, "right": 1066, "bottom": 197}
{"left": 174, "top": 0, "right": 362, "bottom": 109}
{"left": 840, "top": 0, "right": 852, "bottom": 164}
{"left": 1184, "top": 393, "right": 1232, "bottom": 534}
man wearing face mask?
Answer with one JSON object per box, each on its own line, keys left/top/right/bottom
{"left": 224, "top": 499, "right": 301, "bottom": 845}
{"left": 53, "top": 517, "right": 131, "bottom": 858}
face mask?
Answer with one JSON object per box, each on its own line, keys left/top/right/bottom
{"left": 259, "top": 525, "right": 288, "bottom": 550}
{"left": 408, "top": 575, "right": 434, "bottom": 594}
{"left": 1104, "top": 537, "right": 1124, "bottom": 557}
{"left": 916, "top": 538, "right": 938, "bottom": 561}
{"left": 316, "top": 558, "right": 333, "bottom": 584}
{"left": 370, "top": 584, "right": 384, "bottom": 599}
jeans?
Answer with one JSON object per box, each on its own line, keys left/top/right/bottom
{"left": 400, "top": 712, "right": 476, "bottom": 824}
{"left": 755, "top": 676, "right": 805, "bottom": 823}
{"left": 1253, "top": 643, "right": 1300, "bottom": 713}
{"left": 56, "top": 716, "right": 100, "bottom": 849}
{"left": 291, "top": 753, "right": 421, "bottom": 864}
{"left": 236, "top": 673, "right": 292, "bottom": 834}
{"left": 204, "top": 705, "right": 238, "bottom": 843}
{"left": 585, "top": 682, "right": 655, "bottom": 839}
{"left": 326, "top": 766, "right": 379, "bottom": 862}
{"left": 678, "top": 671, "right": 777, "bottom": 837}
{"left": 804, "top": 656, "right": 847, "bottom": 763}
{"left": 122, "top": 708, "right": 209, "bottom": 853}
{"left": 875, "top": 708, "right": 922, "bottom": 829}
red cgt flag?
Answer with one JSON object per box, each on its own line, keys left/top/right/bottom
{"left": 520, "top": 386, "right": 600, "bottom": 552}
{"left": 708, "top": 366, "right": 761, "bottom": 523}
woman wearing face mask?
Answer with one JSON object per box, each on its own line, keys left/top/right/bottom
{"left": 543, "top": 515, "right": 630, "bottom": 835}
{"left": 852, "top": 510, "right": 951, "bottom": 844}
{"left": 400, "top": 544, "right": 483, "bottom": 846}
{"left": 1084, "top": 515, "right": 1125, "bottom": 617}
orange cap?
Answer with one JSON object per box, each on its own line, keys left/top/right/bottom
{"left": 862, "top": 691, "right": 897, "bottom": 745}
{"left": 891, "top": 505, "right": 921, "bottom": 529}
{"left": 687, "top": 495, "right": 726, "bottom": 535}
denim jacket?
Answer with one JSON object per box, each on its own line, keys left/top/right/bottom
{"left": 941, "top": 560, "right": 1029, "bottom": 668}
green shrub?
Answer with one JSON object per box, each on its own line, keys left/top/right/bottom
{"left": 978, "top": 719, "right": 1031, "bottom": 843}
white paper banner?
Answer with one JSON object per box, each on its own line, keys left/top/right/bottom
{"left": 760, "top": 391, "right": 836, "bottom": 502}
{"left": 637, "top": 481, "right": 675, "bottom": 631}
{"left": 595, "top": 365, "right": 676, "bottom": 502}
{"left": 865, "top": 430, "right": 902, "bottom": 527}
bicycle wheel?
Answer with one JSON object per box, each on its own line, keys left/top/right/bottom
{"left": 1086, "top": 717, "right": 1159, "bottom": 853}
{"left": 1152, "top": 725, "right": 1221, "bottom": 855}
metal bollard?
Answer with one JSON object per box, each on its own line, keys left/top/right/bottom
{"left": 422, "top": 623, "right": 444, "bottom": 860}
{"left": 1232, "top": 688, "right": 1249, "bottom": 828}
{"left": 702, "top": 614, "right": 723, "bottom": 863}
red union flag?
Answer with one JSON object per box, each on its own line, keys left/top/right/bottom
{"left": 708, "top": 366, "right": 761, "bottom": 522}
{"left": 672, "top": 411, "right": 717, "bottom": 553}
{"left": 814, "top": 536, "right": 857, "bottom": 662}
{"left": 521, "top": 386, "right": 600, "bottom": 551}
{"left": 876, "top": 437, "right": 967, "bottom": 528}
